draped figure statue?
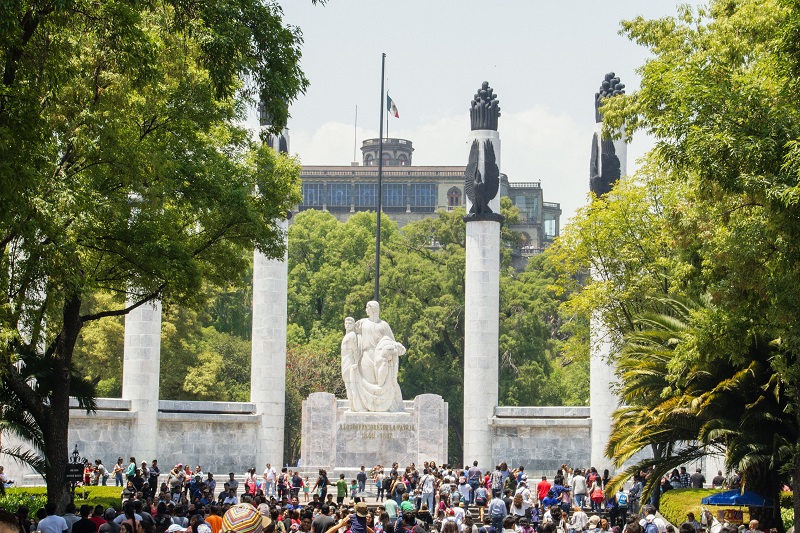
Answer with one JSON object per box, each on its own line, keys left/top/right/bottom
{"left": 340, "top": 301, "right": 406, "bottom": 412}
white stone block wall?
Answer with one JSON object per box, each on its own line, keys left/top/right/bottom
{"left": 122, "top": 299, "right": 162, "bottom": 462}
{"left": 251, "top": 218, "right": 289, "bottom": 469}
{"left": 491, "top": 406, "right": 591, "bottom": 476}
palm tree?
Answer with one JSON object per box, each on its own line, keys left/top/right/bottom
{"left": 0, "top": 347, "right": 97, "bottom": 491}
{"left": 605, "top": 297, "right": 714, "bottom": 508}
{"left": 604, "top": 295, "right": 797, "bottom": 531}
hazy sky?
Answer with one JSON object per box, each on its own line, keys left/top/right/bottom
{"left": 271, "top": 1, "right": 701, "bottom": 222}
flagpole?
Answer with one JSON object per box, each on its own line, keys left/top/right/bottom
{"left": 353, "top": 105, "right": 358, "bottom": 163}
{"left": 375, "top": 53, "right": 385, "bottom": 303}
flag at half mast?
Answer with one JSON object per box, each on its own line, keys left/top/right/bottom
{"left": 387, "top": 94, "right": 399, "bottom": 118}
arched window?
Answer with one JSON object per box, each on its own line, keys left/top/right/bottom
{"left": 364, "top": 154, "right": 374, "bottom": 166}
{"left": 447, "top": 186, "right": 462, "bottom": 208}
{"left": 398, "top": 154, "right": 408, "bottom": 166}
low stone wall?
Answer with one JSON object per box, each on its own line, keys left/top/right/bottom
{"left": 1, "top": 398, "right": 262, "bottom": 486}
{"left": 490, "top": 406, "right": 591, "bottom": 476}
{"left": 300, "top": 393, "right": 448, "bottom": 472}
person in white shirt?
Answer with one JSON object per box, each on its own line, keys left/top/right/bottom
{"left": 453, "top": 504, "right": 466, "bottom": 526}
{"left": 571, "top": 471, "right": 587, "bottom": 509}
{"left": 37, "top": 504, "right": 67, "bottom": 533}
{"left": 510, "top": 494, "right": 531, "bottom": 519}
{"left": 263, "top": 464, "right": 277, "bottom": 498}
{"left": 420, "top": 469, "right": 436, "bottom": 513}
{"left": 571, "top": 506, "right": 589, "bottom": 531}
{"left": 514, "top": 481, "right": 533, "bottom": 504}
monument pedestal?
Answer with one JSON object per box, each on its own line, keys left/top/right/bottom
{"left": 301, "top": 393, "right": 447, "bottom": 470}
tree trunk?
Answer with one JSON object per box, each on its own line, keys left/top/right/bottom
{"left": 793, "top": 437, "right": 800, "bottom": 533}
{"left": 745, "top": 465, "right": 782, "bottom": 533}
{"left": 44, "top": 293, "right": 82, "bottom": 512}
{"left": 650, "top": 443, "right": 662, "bottom": 511}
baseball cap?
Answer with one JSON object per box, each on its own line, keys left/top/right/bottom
{"left": 257, "top": 504, "right": 273, "bottom": 529}
{"left": 167, "top": 526, "right": 186, "bottom": 533}
{"left": 198, "top": 525, "right": 212, "bottom": 533}
{"left": 223, "top": 504, "right": 263, "bottom": 533}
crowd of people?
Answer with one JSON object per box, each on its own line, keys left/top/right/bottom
{"left": 0, "top": 458, "right": 739, "bottom": 533}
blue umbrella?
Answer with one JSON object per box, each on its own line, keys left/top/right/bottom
{"left": 701, "top": 490, "right": 773, "bottom": 507}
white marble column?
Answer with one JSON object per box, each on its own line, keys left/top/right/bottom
{"left": 251, "top": 218, "right": 288, "bottom": 469}
{"left": 122, "top": 298, "right": 162, "bottom": 461}
{"left": 589, "top": 121, "right": 627, "bottom": 470}
{"left": 463, "top": 130, "right": 501, "bottom": 469}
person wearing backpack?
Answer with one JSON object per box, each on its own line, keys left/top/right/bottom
{"left": 613, "top": 488, "right": 628, "bottom": 528}
{"left": 638, "top": 506, "right": 665, "bottom": 533}
{"left": 152, "top": 503, "right": 171, "bottom": 533}
{"left": 420, "top": 469, "right": 436, "bottom": 514}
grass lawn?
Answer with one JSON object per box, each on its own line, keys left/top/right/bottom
{"left": 660, "top": 488, "right": 749, "bottom": 526}
{"left": 0, "top": 486, "right": 124, "bottom": 515}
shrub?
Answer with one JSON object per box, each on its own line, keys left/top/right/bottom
{"left": 0, "top": 493, "right": 48, "bottom": 516}
{"left": 779, "top": 492, "right": 793, "bottom": 510}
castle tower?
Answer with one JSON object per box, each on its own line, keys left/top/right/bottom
{"left": 589, "top": 72, "right": 627, "bottom": 469}
{"left": 360, "top": 138, "right": 414, "bottom": 166}
{"left": 462, "top": 82, "right": 503, "bottom": 469}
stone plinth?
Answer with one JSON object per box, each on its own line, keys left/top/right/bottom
{"left": 300, "top": 393, "right": 447, "bottom": 470}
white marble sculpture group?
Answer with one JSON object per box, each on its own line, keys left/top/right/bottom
{"left": 341, "top": 301, "right": 406, "bottom": 412}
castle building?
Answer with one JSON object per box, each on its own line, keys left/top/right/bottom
{"left": 298, "top": 138, "right": 562, "bottom": 255}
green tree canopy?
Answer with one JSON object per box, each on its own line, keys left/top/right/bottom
{"left": 552, "top": 1, "right": 800, "bottom": 528}
{"left": 1, "top": 0, "right": 307, "bottom": 508}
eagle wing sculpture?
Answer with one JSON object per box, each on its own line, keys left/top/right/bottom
{"left": 464, "top": 139, "right": 480, "bottom": 208}
{"left": 483, "top": 140, "right": 500, "bottom": 205}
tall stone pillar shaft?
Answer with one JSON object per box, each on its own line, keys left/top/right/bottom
{"left": 462, "top": 82, "right": 502, "bottom": 469}
{"left": 122, "top": 299, "right": 162, "bottom": 461}
{"left": 251, "top": 218, "right": 289, "bottom": 468}
{"left": 589, "top": 73, "right": 627, "bottom": 469}
{"left": 463, "top": 218, "right": 500, "bottom": 468}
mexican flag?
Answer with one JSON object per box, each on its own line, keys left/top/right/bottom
{"left": 387, "top": 94, "right": 399, "bottom": 118}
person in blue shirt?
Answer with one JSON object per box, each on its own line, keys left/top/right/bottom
{"left": 541, "top": 490, "right": 559, "bottom": 508}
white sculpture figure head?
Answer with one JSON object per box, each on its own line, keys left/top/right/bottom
{"left": 365, "top": 300, "right": 380, "bottom": 322}
{"left": 344, "top": 316, "right": 355, "bottom": 333}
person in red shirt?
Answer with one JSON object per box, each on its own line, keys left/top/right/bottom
{"left": 89, "top": 506, "right": 106, "bottom": 531}
{"left": 537, "top": 476, "right": 552, "bottom": 502}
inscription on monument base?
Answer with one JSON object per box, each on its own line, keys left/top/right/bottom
{"left": 301, "top": 392, "right": 447, "bottom": 470}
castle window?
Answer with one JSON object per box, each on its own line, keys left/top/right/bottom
{"left": 447, "top": 186, "right": 462, "bottom": 207}
{"left": 354, "top": 183, "right": 377, "bottom": 207}
{"left": 383, "top": 184, "right": 407, "bottom": 207}
{"left": 326, "top": 183, "right": 351, "bottom": 206}
{"left": 410, "top": 183, "right": 436, "bottom": 207}
{"left": 302, "top": 183, "right": 323, "bottom": 206}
